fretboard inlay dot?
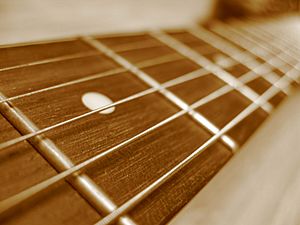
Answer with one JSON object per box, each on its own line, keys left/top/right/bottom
{"left": 81, "top": 92, "right": 115, "bottom": 114}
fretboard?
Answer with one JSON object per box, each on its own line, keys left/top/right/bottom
{"left": 0, "top": 15, "right": 299, "bottom": 225}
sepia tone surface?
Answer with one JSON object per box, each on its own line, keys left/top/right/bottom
{"left": 0, "top": 1, "right": 299, "bottom": 225}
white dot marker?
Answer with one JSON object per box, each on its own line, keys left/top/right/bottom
{"left": 214, "top": 54, "right": 236, "bottom": 68}
{"left": 81, "top": 92, "right": 115, "bottom": 114}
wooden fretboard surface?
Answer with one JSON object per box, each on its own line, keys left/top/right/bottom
{"left": 0, "top": 15, "right": 299, "bottom": 225}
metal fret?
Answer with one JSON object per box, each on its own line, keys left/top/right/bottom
{"left": 82, "top": 36, "right": 238, "bottom": 151}
{"left": 188, "top": 26, "right": 288, "bottom": 94}
{"left": 211, "top": 22, "right": 299, "bottom": 83}
{"left": 0, "top": 92, "right": 137, "bottom": 225}
{"left": 229, "top": 19, "right": 299, "bottom": 63}
{"left": 233, "top": 19, "right": 300, "bottom": 64}
{"left": 0, "top": 15, "right": 299, "bottom": 225}
{"left": 247, "top": 16, "right": 300, "bottom": 54}
{"left": 150, "top": 30, "right": 273, "bottom": 113}
{"left": 95, "top": 65, "right": 296, "bottom": 225}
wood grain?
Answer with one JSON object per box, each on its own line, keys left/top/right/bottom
{"left": 0, "top": 2, "right": 299, "bottom": 224}
{"left": 0, "top": 19, "right": 295, "bottom": 225}
{"left": 0, "top": 115, "right": 100, "bottom": 225}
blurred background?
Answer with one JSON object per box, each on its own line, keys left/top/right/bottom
{"left": 0, "top": 0, "right": 215, "bottom": 44}
{"left": 0, "top": 0, "right": 298, "bottom": 44}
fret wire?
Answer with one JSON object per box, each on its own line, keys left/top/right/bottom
{"left": 216, "top": 22, "right": 300, "bottom": 73}
{"left": 0, "top": 43, "right": 286, "bottom": 152}
{"left": 0, "top": 41, "right": 168, "bottom": 73}
{"left": 247, "top": 18, "right": 300, "bottom": 52}
{"left": 190, "top": 26, "right": 261, "bottom": 68}
{"left": 81, "top": 36, "right": 237, "bottom": 150}
{"left": 0, "top": 91, "right": 138, "bottom": 225}
{"left": 2, "top": 60, "right": 297, "bottom": 215}
{"left": 0, "top": 36, "right": 169, "bottom": 73}
{"left": 0, "top": 80, "right": 230, "bottom": 214}
{"left": 0, "top": 17, "right": 296, "bottom": 220}
{"left": 188, "top": 26, "right": 287, "bottom": 93}
{"left": 0, "top": 67, "right": 207, "bottom": 150}
{"left": 0, "top": 27, "right": 292, "bottom": 106}
{"left": 234, "top": 34, "right": 298, "bottom": 75}
{"left": 94, "top": 65, "right": 297, "bottom": 225}
{"left": 0, "top": 53, "right": 182, "bottom": 105}
{"left": 210, "top": 24, "right": 299, "bottom": 83}
{"left": 229, "top": 19, "right": 300, "bottom": 68}
{"left": 1, "top": 25, "right": 297, "bottom": 150}
{"left": 150, "top": 30, "right": 274, "bottom": 113}
{"left": 243, "top": 19, "right": 300, "bottom": 58}
{"left": 249, "top": 16, "right": 300, "bottom": 51}
{"left": 0, "top": 24, "right": 295, "bottom": 106}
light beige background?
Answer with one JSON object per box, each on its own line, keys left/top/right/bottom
{"left": 0, "top": 1, "right": 299, "bottom": 224}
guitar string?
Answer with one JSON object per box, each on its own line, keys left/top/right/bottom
{"left": 230, "top": 18, "right": 300, "bottom": 62}
{"left": 0, "top": 19, "right": 298, "bottom": 213}
{"left": 187, "top": 25, "right": 288, "bottom": 94}
{"left": 0, "top": 27, "right": 297, "bottom": 151}
{"left": 0, "top": 24, "right": 294, "bottom": 106}
{"left": 0, "top": 34, "right": 242, "bottom": 105}
{"left": 0, "top": 46, "right": 292, "bottom": 151}
{"left": 0, "top": 23, "right": 296, "bottom": 152}
{"left": 95, "top": 67, "right": 297, "bottom": 225}
{"left": 81, "top": 36, "right": 238, "bottom": 150}
{"left": 0, "top": 53, "right": 182, "bottom": 105}
{"left": 0, "top": 51, "right": 100, "bottom": 73}
{"left": 0, "top": 40, "right": 168, "bottom": 73}
{"left": 0, "top": 61, "right": 297, "bottom": 215}
{"left": 150, "top": 30, "right": 274, "bottom": 113}
{"left": 241, "top": 18, "right": 300, "bottom": 57}
{"left": 214, "top": 22, "right": 300, "bottom": 74}
{"left": 246, "top": 17, "right": 300, "bottom": 53}
{"left": 223, "top": 21, "right": 300, "bottom": 91}
{"left": 246, "top": 15, "right": 300, "bottom": 53}
{"left": 228, "top": 19, "right": 300, "bottom": 66}
{"left": 210, "top": 22, "right": 296, "bottom": 75}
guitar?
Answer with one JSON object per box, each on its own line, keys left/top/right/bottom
{"left": 0, "top": 1, "right": 299, "bottom": 225}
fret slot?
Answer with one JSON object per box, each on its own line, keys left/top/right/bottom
{"left": 196, "top": 90, "right": 251, "bottom": 128}
{"left": 0, "top": 39, "right": 96, "bottom": 70}
{"left": 84, "top": 116, "right": 232, "bottom": 224}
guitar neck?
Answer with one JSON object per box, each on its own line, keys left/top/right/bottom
{"left": 0, "top": 15, "right": 299, "bottom": 225}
